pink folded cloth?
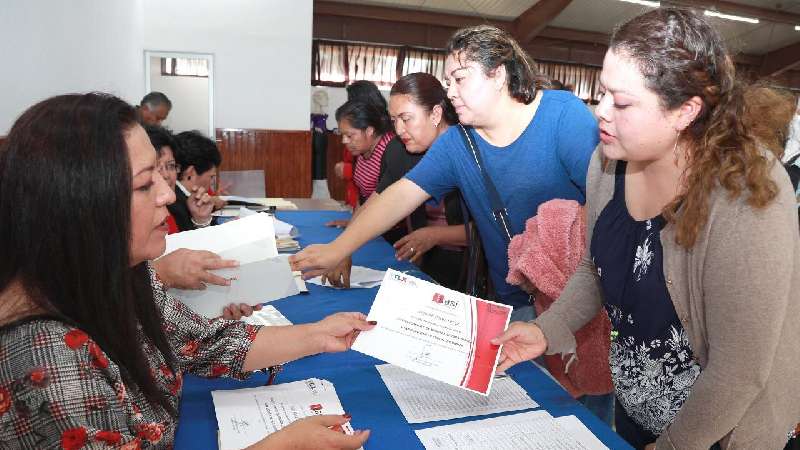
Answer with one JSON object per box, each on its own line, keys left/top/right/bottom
{"left": 507, "top": 199, "right": 613, "bottom": 397}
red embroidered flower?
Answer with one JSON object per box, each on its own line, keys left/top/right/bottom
{"left": 210, "top": 364, "right": 229, "bottom": 378}
{"left": 28, "top": 368, "right": 49, "bottom": 387}
{"left": 95, "top": 430, "right": 122, "bottom": 445}
{"left": 119, "top": 437, "right": 142, "bottom": 450}
{"left": 64, "top": 329, "right": 89, "bottom": 349}
{"left": 88, "top": 342, "right": 109, "bottom": 369}
{"left": 0, "top": 386, "right": 11, "bottom": 416}
{"left": 61, "top": 427, "right": 88, "bottom": 450}
{"left": 167, "top": 372, "right": 183, "bottom": 396}
{"left": 159, "top": 364, "right": 173, "bottom": 379}
{"left": 180, "top": 340, "right": 199, "bottom": 357}
{"left": 136, "top": 422, "right": 165, "bottom": 443}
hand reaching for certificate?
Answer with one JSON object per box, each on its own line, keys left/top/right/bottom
{"left": 491, "top": 322, "right": 548, "bottom": 372}
{"left": 394, "top": 227, "right": 437, "bottom": 264}
{"left": 314, "top": 312, "right": 376, "bottom": 353}
{"left": 256, "top": 414, "right": 370, "bottom": 450}
{"left": 321, "top": 256, "right": 352, "bottom": 288}
{"left": 289, "top": 243, "right": 346, "bottom": 279}
{"left": 152, "top": 249, "right": 238, "bottom": 290}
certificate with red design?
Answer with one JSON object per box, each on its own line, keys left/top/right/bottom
{"left": 352, "top": 269, "right": 512, "bottom": 395}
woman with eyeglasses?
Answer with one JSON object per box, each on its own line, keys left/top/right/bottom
{"left": 0, "top": 93, "right": 373, "bottom": 449}
{"left": 144, "top": 125, "right": 255, "bottom": 320}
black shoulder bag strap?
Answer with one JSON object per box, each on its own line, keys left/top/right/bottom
{"left": 456, "top": 124, "right": 515, "bottom": 243}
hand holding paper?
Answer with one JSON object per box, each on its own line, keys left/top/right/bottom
{"left": 352, "top": 269, "right": 511, "bottom": 395}
{"left": 160, "top": 214, "right": 298, "bottom": 317}
{"left": 491, "top": 321, "right": 549, "bottom": 373}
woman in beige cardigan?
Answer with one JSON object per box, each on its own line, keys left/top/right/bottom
{"left": 492, "top": 8, "right": 799, "bottom": 450}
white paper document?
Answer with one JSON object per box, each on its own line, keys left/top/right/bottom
{"left": 212, "top": 378, "right": 355, "bottom": 450}
{"left": 161, "top": 214, "right": 299, "bottom": 317}
{"left": 240, "top": 305, "right": 292, "bottom": 327}
{"left": 352, "top": 269, "right": 512, "bottom": 395}
{"left": 376, "top": 364, "right": 538, "bottom": 423}
{"left": 414, "top": 410, "right": 608, "bottom": 450}
{"left": 307, "top": 266, "right": 386, "bottom": 289}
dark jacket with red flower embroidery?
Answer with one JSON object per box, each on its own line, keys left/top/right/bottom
{"left": 0, "top": 266, "right": 262, "bottom": 449}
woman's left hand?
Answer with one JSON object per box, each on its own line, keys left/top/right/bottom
{"left": 394, "top": 227, "right": 438, "bottom": 264}
{"left": 314, "top": 312, "right": 376, "bottom": 353}
{"left": 222, "top": 303, "right": 262, "bottom": 320}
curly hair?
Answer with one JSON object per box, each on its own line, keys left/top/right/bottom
{"left": 446, "top": 25, "right": 551, "bottom": 105}
{"left": 611, "top": 8, "right": 783, "bottom": 248}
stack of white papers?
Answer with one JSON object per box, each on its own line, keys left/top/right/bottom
{"left": 161, "top": 214, "right": 299, "bottom": 318}
{"left": 376, "top": 364, "right": 537, "bottom": 423}
{"left": 306, "top": 266, "right": 386, "bottom": 289}
{"left": 414, "top": 410, "right": 608, "bottom": 450}
{"left": 353, "top": 269, "right": 511, "bottom": 395}
{"left": 212, "top": 378, "right": 354, "bottom": 450}
{"left": 240, "top": 305, "right": 292, "bottom": 327}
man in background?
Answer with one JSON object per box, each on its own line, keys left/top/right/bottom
{"left": 138, "top": 91, "right": 172, "bottom": 126}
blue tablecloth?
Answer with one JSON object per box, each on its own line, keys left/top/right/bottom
{"left": 174, "top": 210, "right": 632, "bottom": 449}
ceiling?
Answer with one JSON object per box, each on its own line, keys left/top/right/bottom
{"left": 333, "top": 0, "right": 800, "bottom": 56}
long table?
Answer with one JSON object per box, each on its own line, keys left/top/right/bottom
{"left": 174, "top": 210, "right": 632, "bottom": 449}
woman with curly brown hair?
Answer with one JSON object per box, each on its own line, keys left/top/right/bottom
{"left": 493, "top": 8, "right": 799, "bottom": 450}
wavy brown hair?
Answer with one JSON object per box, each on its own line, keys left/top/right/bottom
{"left": 611, "top": 8, "right": 784, "bottom": 248}
{"left": 446, "top": 25, "right": 551, "bottom": 104}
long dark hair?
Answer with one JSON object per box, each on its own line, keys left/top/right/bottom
{"left": 0, "top": 93, "right": 177, "bottom": 413}
{"left": 610, "top": 8, "right": 781, "bottom": 248}
{"left": 335, "top": 100, "right": 393, "bottom": 135}
{"left": 390, "top": 72, "right": 459, "bottom": 125}
{"left": 446, "top": 25, "right": 551, "bottom": 104}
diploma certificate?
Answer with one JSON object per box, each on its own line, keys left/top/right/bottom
{"left": 353, "top": 269, "right": 512, "bottom": 395}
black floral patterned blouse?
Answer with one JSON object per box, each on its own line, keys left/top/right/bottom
{"left": 0, "top": 266, "right": 262, "bottom": 449}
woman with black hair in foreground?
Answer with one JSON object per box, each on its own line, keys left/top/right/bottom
{"left": 0, "top": 93, "right": 372, "bottom": 449}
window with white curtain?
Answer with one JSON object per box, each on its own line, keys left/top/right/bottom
{"left": 161, "top": 57, "right": 209, "bottom": 77}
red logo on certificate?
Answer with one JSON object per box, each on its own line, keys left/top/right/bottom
{"left": 432, "top": 293, "right": 444, "bottom": 304}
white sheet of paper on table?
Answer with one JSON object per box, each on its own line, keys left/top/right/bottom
{"left": 161, "top": 214, "right": 298, "bottom": 318}
{"left": 352, "top": 269, "right": 512, "bottom": 396}
{"left": 414, "top": 410, "right": 608, "bottom": 450}
{"left": 376, "top": 364, "right": 538, "bottom": 423}
{"left": 212, "top": 378, "right": 356, "bottom": 450}
{"left": 306, "top": 266, "right": 386, "bottom": 289}
{"left": 240, "top": 305, "right": 292, "bottom": 327}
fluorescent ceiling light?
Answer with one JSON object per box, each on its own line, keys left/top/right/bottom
{"left": 618, "top": 0, "right": 660, "bottom": 7}
{"left": 795, "top": 25, "right": 800, "bottom": 31}
{"left": 704, "top": 10, "right": 759, "bottom": 24}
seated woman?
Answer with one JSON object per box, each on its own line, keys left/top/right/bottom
{"left": 170, "top": 130, "right": 221, "bottom": 231}
{"left": 0, "top": 93, "right": 372, "bottom": 449}
{"left": 323, "top": 73, "right": 468, "bottom": 291}
{"left": 145, "top": 124, "right": 255, "bottom": 320}
{"left": 492, "top": 8, "right": 799, "bottom": 449}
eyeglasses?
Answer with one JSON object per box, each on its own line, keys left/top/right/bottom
{"left": 158, "top": 162, "right": 179, "bottom": 173}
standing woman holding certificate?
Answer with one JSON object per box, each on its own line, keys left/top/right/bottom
{"left": 0, "top": 93, "right": 372, "bottom": 449}
{"left": 292, "top": 25, "right": 598, "bottom": 320}
{"left": 493, "top": 8, "right": 800, "bottom": 450}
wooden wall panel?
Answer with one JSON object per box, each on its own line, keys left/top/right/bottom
{"left": 215, "top": 129, "right": 312, "bottom": 198}
{"left": 325, "top": 132, "right": 347, "bottom": 202}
